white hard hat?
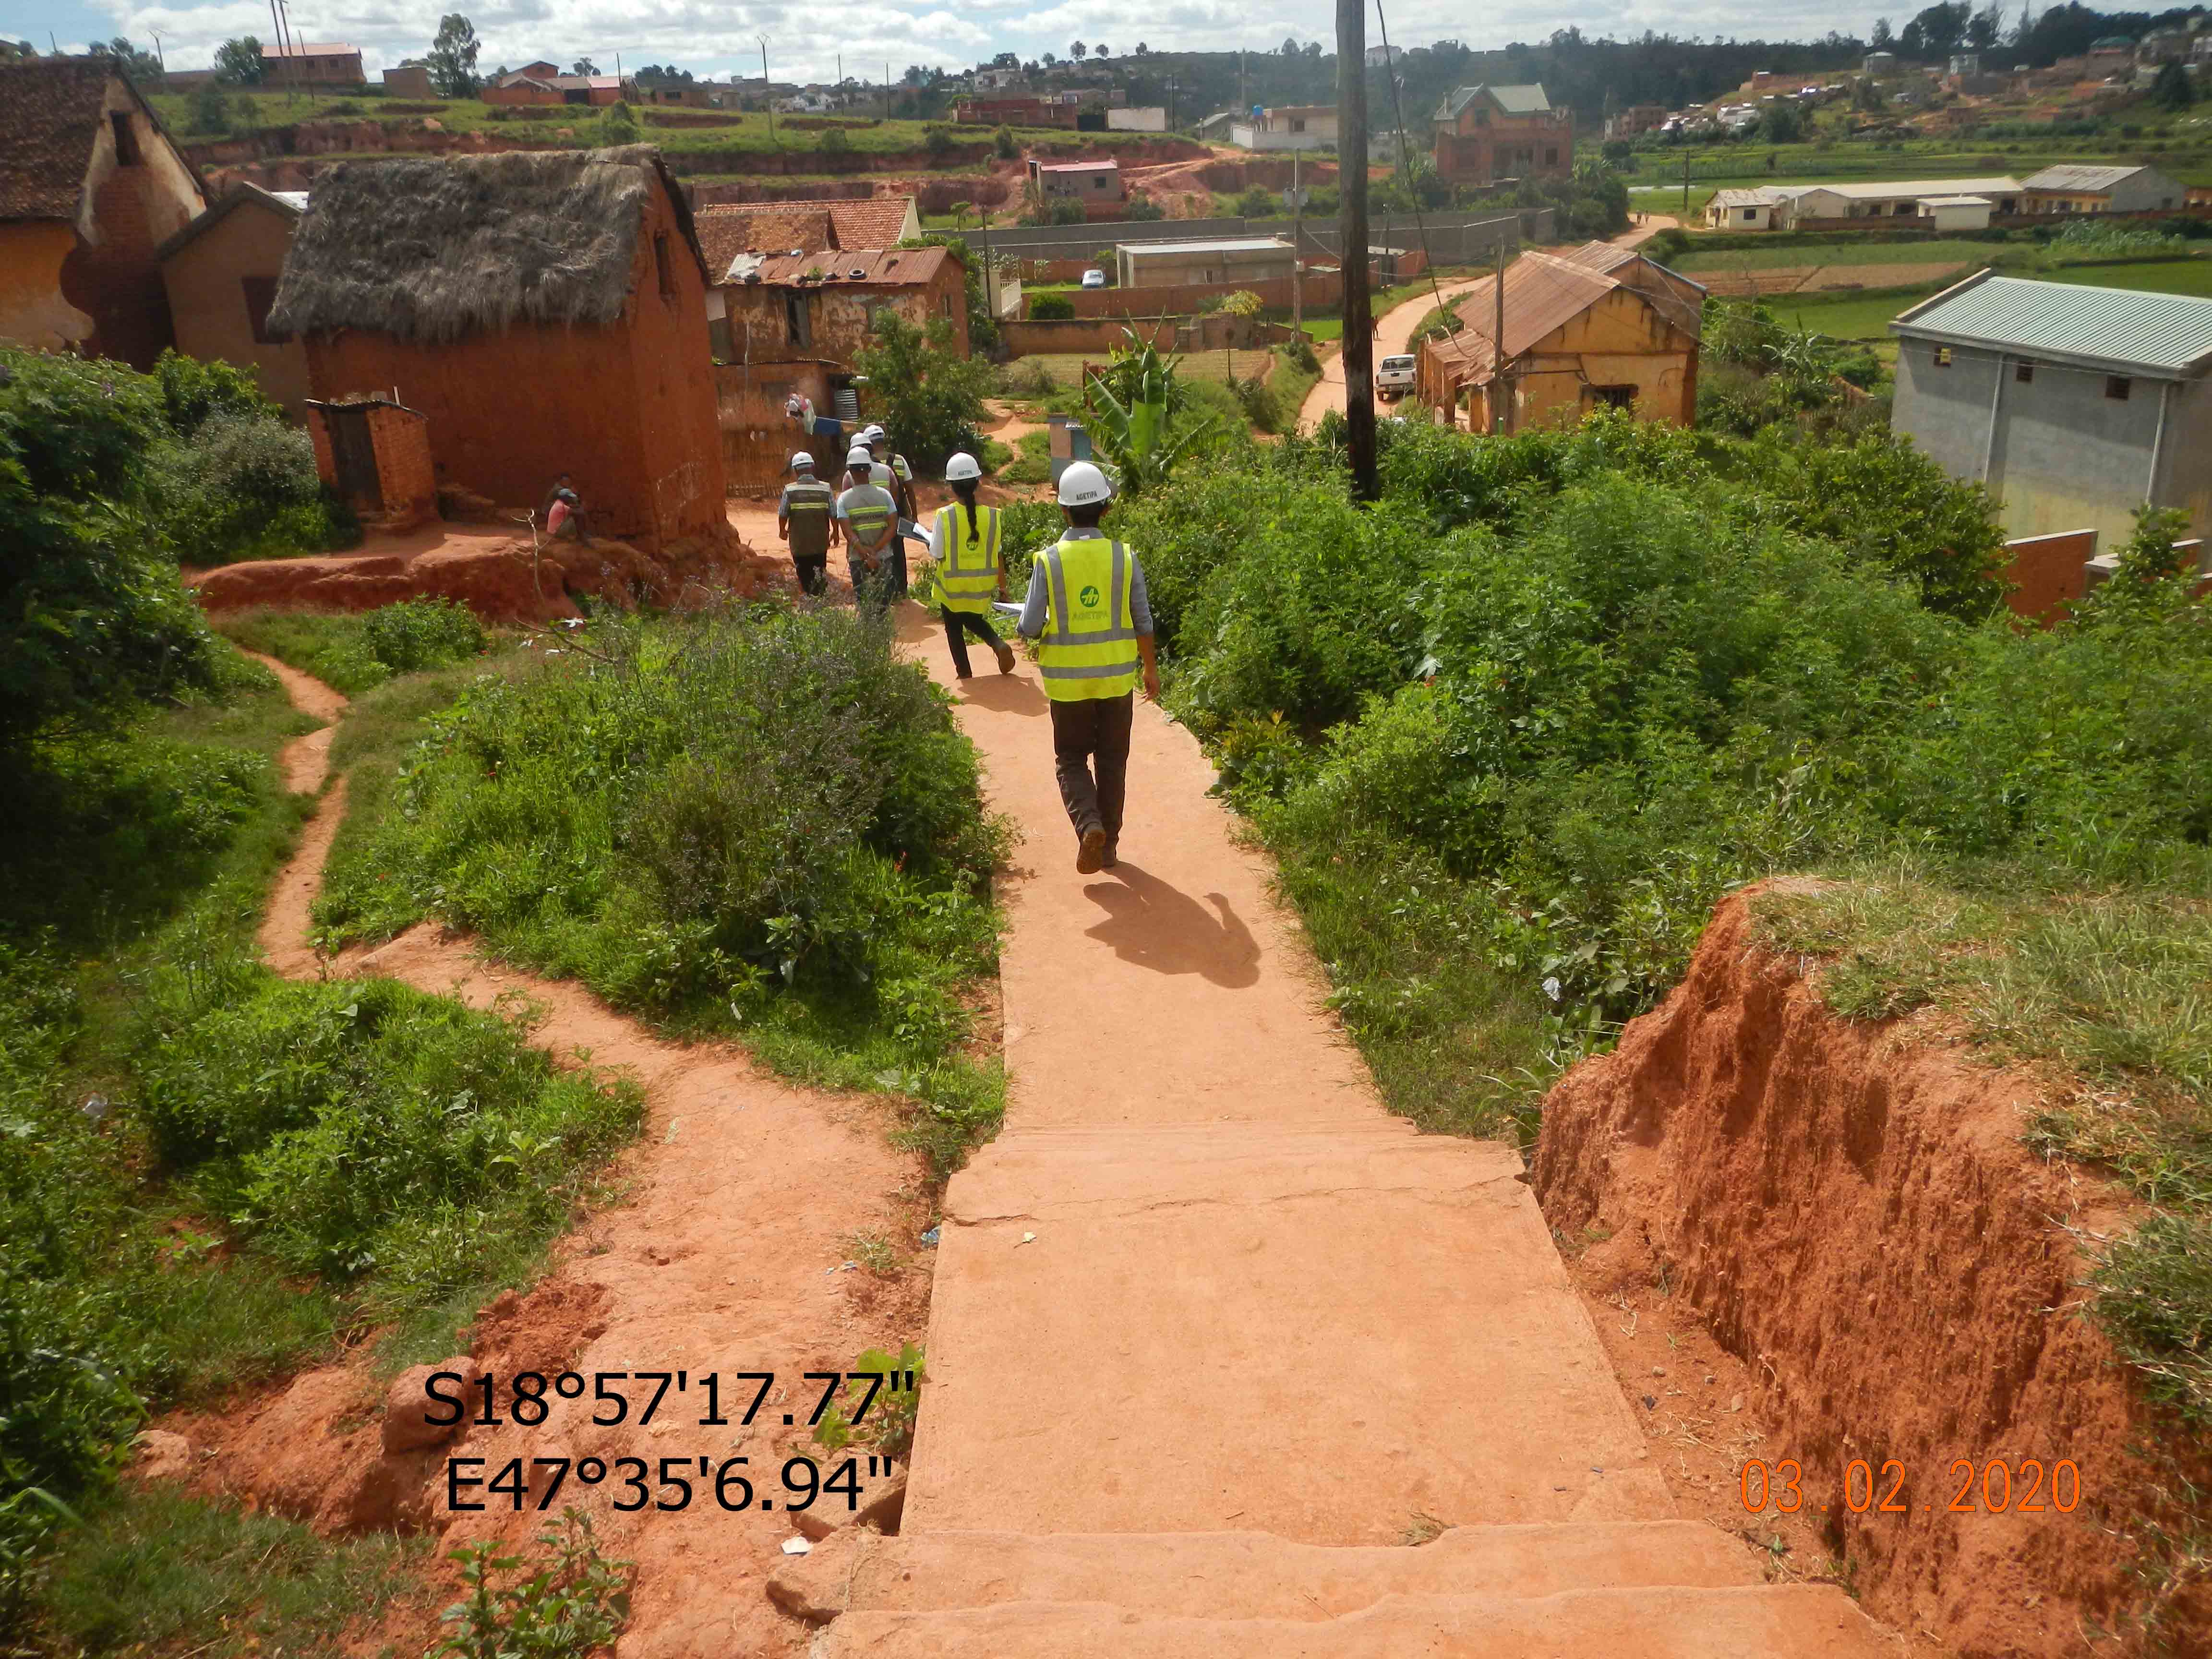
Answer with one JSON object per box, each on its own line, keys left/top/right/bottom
{"left": 862, "top": 424, "right": 886, "bottom": 444}
{"left": 945, "top": 451, "right": 982, "bottom": 482}
{"left": 846, "top": 445, "right": 874, "bottom": 469}
{"left": 1057, "top": 460, "right": 1112, "bottom": 507}
{"left": 790, "top": 451, "right": 813, "bottom": 470}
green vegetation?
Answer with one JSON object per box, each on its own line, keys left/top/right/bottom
{"left": 313, "top": 605, "right": 1007, "bottom": 1179}
{"left": 433, "top": 1510, "right": 631, "bottom": 1659}
{"left": 34, "top": 1488, "right": 431, "bottom": 1657}
{"left": 999, "top": 428, "right": 1054, "bottom": 485}
{"left": 212, "top": 599, "right": 489, "bottom": 697}
{"left": 1108, "top": 416, "right": 2209, "bottom": 1441}
{"left": 855, "top": 312, "right": 994, "bottom": 474}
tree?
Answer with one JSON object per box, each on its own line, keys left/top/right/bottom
{"left": 99, "top": 37, "right": 163, "bottom": 86}
{"left": 601, "top": 100, "right": 639, "bottom": 141}
{"left": 571, "top": 57, "right": 599, "bottom": 75}
{"left": 213, "top": 36, "right": 264, "bottom": 85}
{"left": 426, "top": 13, "right": 481, "bottom": 98}
{"left": 1899, "top": 1, "right": 1969, "bottom": 57}
{"left": 1070, "top": 41, "right": 1086, "bottom": 60}
{"left": 188, "top": 80, "right": 235, "bottom": 133}
{"left": 1094, "top": 43, "right": 1109, "bottom": 57}
{"left": 853, "top": 313, "right": 993, "bottom": 473}
{"left": 1135, "top": 41, "right": 1149, "bottom": 55}
{"left": 1761, "top": 100, "right": 1803, "bottom": 142}
{"left": 1965, "top": 3, "right": 2002, "bottom": 48}
{"left": 1871, "top": 16, "right": 1895, "bottom": 47}
{"left": 1042, "top": 51, "right": 1056, "bottom": 67}
{"left": 1283, "top": 35, "right": 1298, "bottom": 54}
{"left": 2152, "top": 59, "right": 2193, "bottom": 108}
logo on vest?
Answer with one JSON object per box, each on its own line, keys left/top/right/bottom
{"left": 1079, "top": 584, "right": 1102, "bottom": 609}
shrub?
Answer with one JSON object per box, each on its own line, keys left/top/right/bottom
{"left": 361, "top": 598, "right": 485, "bottom": 675}
{"left": 1029, "top": 293, "right": 1075, "bottom": 320}
{"left": 150, "top": 409, "right": 345, "bottom": 565}
{"left": 1124, "top": 191, "right": 1164, "bottom": 221}
{"left": 992, "top": 124, "right": 1016, "bottom": 159}
{"left": 854, "top": 312, "right": 994, "bottom": 473}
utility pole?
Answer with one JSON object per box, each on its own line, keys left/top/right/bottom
{"left": 1336, "top": 0, "right": 1375, "bottom": 498}
{"left": 980, "top": 206, "right": 995, "bottom": 319}
{"left": 761, "top": 39, "right": 774, "bottom": 143}
{"left": 1491, "top": 240, "right": 1510, "bottom": 433}
{"left": 1682, "top": 147, "right": 1690, "bottom": 213}
{"left": 884, "top": 61, "right": 890, "bottom": 121}
{"left": 1292, "top": 146, "right": 1303, "bottom": 337}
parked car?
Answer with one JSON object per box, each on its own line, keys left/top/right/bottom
{"left": 1376, "top": 354, "right": 1417, "bottom": 401}
{"left": 1081, "top": 268, "right": 1107, "bottom": 289}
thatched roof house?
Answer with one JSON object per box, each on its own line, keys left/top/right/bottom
{"left": 276, "top": 145, "right": 727, "bottom": 553}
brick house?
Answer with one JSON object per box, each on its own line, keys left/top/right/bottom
{"left": 269, "top": 145, "right": 727, "bottom": 551}
{"left": 1432, "top": 84, "right": 1573, "bottom": 187}
{"left": 691, "top": 195, "right": 922, "bottom": 262}
{"left": 0, "top": 57, "right": 207, "bottom": 366}
{"left": 482, "top": 73, "right": 630, "bottom": 107}
{"left": 260, "top": 42, "right": 365, "bottom": 86}
{"left": 1028, "top": 158, "right": 1124, "bottom": 218}
{"left": 157, "top": 181, "right": 310, "bottom": 417}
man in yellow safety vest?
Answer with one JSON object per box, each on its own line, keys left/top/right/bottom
{"left": 1014, "top": 460, "right": 1160, "bottom": 873}
{"left": 928, "top": 450, "right": 1016, "bottom": 677}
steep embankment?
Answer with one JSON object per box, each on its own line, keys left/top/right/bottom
{"left": 154, "top": 648, "right": 932, "bottom": 1659}
{"left": 1535, "top": 884, "right": 2210, "bottom": 1658}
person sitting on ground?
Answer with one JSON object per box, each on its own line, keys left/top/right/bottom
{"left": 835, "top": 444, "right": 899, "bottom": 613}
{"left": 544, "top": 474, "right": 587, "bottom": 545}
{"left": 778, "top": 451, "right": 838, "bottom": 598}
{"left": 928, "top": 451, "right": 1016, "bottom": 679}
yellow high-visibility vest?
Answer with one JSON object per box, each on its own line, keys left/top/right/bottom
{"left": 931, "top": 504, "right": 1002, "bottom": 615}
{"left": 1037, "top": 534, "right": 1139, "bottom": 701}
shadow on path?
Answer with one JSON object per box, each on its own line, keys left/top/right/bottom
{"left": 1081, "top": 860, "right": 1262, "bottom": 987}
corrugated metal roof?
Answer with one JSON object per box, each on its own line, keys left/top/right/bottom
{"left": 2022, "top": 163, "right": 2151, "bottom": 192}
{"left": 1436, "top": 83, "right": 1552, "bottom": 120}
{"left": 1782, "top": 175, "right": 2020, "bottom": 201}
{"left": 1709, "top": 187, "right": 1786, "bottom": 207}
{"left": 739, "top": 245, "right": 952, "bottom": 288}
{"left": 1892, "top": 271, "right": 2212, "bottom": 375}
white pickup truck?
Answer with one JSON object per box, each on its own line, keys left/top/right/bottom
{"left": 1376, "top": 353, "right": 1417, "bottom": 401}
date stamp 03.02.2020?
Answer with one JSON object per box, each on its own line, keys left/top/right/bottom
{"left": 1739, "top": 1456, "right": 2086, "bottom": 1520}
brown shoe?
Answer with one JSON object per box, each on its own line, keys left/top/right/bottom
{"left": 1076, "top": 827, "right": 1108, "bottom": 874}
{"left": 994, "top": 639, "right": 1016, "bottom": 675}
{"left": 1101, "top": 841, "right": 1118, "bottom": 869}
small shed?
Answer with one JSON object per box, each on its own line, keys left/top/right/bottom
{"left": 1118, "top": 237, "right": 1295, "bottom": 289}
{"left": 1703, "top": 187, "right": 1786, "bottom": 231}
{"left": 1923, "top": 194, "right": 1994, "bottom": 231}
{"left": 268, "top": 145, "right": 727, "bottom": 551}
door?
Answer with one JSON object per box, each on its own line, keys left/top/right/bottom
{"left": 324, "top": 406, "right": 382, "bottom": 511}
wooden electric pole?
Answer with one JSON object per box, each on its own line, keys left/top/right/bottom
{"left": 1336, "top": 0, "right": 1376, "bottom": 499}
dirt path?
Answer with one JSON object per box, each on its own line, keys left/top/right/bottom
{"left": 1297, "top": 216, "right": 1681, "bottom": 435}
{"left": 781, "top": 606, "right": 1900, "bottom": 1649}
{"left": 194, "top": 650, "right": 935, "bottom": 1658}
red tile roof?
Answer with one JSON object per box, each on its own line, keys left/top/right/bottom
{"left": 827, "top": 197, "right": 914, "bottom": 249}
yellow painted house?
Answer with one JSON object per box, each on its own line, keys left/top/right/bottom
{"left": 1417, "top": 243, "right": 1707, "bottom": 431}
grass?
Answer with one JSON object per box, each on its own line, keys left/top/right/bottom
{"left": 1671, "top": 237, "right": 2007, "bottom": 273}
{"left": 998, "top": 428, "right": 1053, "bottom": 485}
{"left": 34, "top": 1487, "right": 433, "bottom": 1658}
{"left": 150, "top": 85, "right": 1125, "bottom": 163}
{"left": 210, "top": 601, "right": 490, "bottom": 699}
{"left": 1754, "top": 871, "right": 2212, "bottom": 1426}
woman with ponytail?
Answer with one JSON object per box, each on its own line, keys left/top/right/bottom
{"left": 927, "top": 451, "right": 1016, "bottom": 678}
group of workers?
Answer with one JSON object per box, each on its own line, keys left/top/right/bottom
{"left": 775, "top": 426, "right": 1157, "bottom": 876}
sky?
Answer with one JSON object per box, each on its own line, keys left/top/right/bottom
{"left": 3, "top": 0, "right": 1898, "bottom": 90}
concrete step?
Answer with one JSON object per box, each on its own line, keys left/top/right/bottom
{"left": 769, "top": 1521, "right": 1762, "bottom": 1625}
{"left": 808, "top": 1585, "right": 1896, "bottom": 1659}
{"left": 909, "top": 1121, "right": 1662, "bottom": 1542}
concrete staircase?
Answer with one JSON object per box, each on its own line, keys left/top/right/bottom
{"left": 773, "top": 1523, "right": 1892, "bottom": 1656}
{"left": 843, "top": 618, "right": 1897, "bottom": 1659}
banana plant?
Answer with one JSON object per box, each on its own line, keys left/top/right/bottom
{"left": 1082, "top": 330, "right": 1216, "bottom": 495}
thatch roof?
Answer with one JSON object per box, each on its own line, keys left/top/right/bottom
{"left": 268, "top": 145, "right": 709, "bottom": 344}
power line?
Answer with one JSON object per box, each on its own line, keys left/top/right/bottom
{"left": 1371, "top": 0, "right": 1453, "bottom": 367}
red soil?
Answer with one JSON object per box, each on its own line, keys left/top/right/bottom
{"left": 1534, "top": 883, "right": 2212, "bottom": 1657}
{"left": 190, "top": 522, "right": 778, "bottom": 625}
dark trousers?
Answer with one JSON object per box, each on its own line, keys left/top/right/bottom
{"left": 1050, "top": 692, "right": 1133, "bottom": 845}
{"left": 940, "top": 606, "right": 1005, "bottom": 676}
{"left": 849, "top": 552, "right": 894, "bottom": 612}
{"left": 793, "top": 553, "right": 828, "bottom": 596}
{"left": 890, "top": 538, "right": 911, "bottom": 599}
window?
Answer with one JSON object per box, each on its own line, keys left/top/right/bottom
{"left": 1290, "top": 118, "right": 1306, "bottom": 132}
{"left": 785, "top": 291, "right": 812, "bottom": 349}
{"left": 654, "top": 232, "right": 675, "bottom": 298}
{"left": 241, "top": 276, "right": 283, "bottom": 344}
{"left": 2107, "top": 374, "right": 2131, "bottom": 401}
{"left": 1544, "top": 147, "right": 1559, "bottom": 166}
{"left": 1933, "top": 346, "right": 1952, "bottom": 367}
{"left": 1591, "top": 385, "right": 1636, "bottom": 409}
{"left": 1742, "top": 206, "right": 1758, "bottom": 222}
{"left": 2015, "top": 362, "right": 2034, "bottom": 384}
{"left": 110, "top": 112, "right": 140, "bottom": 166}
